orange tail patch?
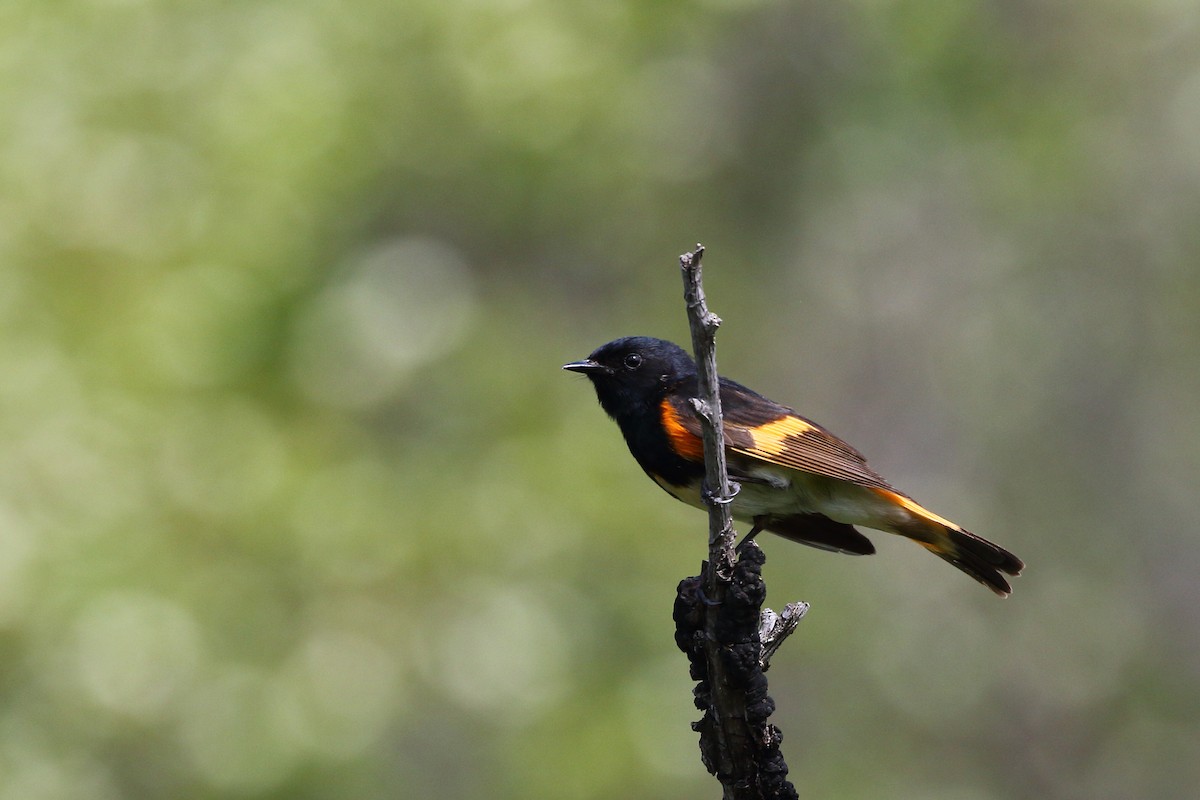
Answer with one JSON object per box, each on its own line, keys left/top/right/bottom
{"left": 872, "top": 488, "right": 962, "bottom": 531}
{"left": 872, "top": 488, "right": 1023, "bottom": 596}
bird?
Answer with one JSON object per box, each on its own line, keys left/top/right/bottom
{"left": 563, "top": 336, "right": 1023, "bottom": 596}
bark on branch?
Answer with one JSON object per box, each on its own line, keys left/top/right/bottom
{"left": 673, "top": 244, "right": 801, "bottom": 800}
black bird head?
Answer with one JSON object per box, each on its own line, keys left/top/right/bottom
{"left": 563, "top": 336, "right": 696, "bottom": 422}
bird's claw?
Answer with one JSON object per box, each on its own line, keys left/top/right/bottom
{"left": 700, "top": 480, "right": 740, "bottom": 507}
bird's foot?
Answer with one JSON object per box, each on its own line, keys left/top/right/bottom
{"left": 700, "top": 479, "right": 740, "bottom": 507}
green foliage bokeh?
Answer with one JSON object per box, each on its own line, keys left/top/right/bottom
{"left": 2, "top": 1, "right": 1199, "bottom": 798}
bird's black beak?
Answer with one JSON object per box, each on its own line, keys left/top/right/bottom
{"left": 562, "top": 359, "right": 610, "bottom": 375}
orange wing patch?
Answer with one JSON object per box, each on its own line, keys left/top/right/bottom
{"left": 743, "top": 415, "right": 814, "bottom": 458}
{"left": 659, "top": 397, "right": 705, "bottom": 461}
{"left": 726, "top": 410, "right": 893, "bottom": 490}
{"left": 664, "top": 388, "right": 894, "bottom": 491}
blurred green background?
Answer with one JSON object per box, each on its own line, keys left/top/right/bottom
{"left": 3, "top": 0, "right": 1199, "bottom": 798}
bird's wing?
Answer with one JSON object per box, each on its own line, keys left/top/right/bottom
{"left": 663, "top": 379, "right": 897, "bottom": 492}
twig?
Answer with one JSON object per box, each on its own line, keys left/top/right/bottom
{"left": 675, "top": 244, "right": 799, "bottom": 799}
{"left": 679, "top": 244, "right": 739, "bottom": 567}
{"left": 760, "top": 602, "right": 809, "bottom": 669}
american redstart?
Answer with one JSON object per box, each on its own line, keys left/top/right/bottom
{"left": 564, "top": 336, "right": 1023, "bottom": 596}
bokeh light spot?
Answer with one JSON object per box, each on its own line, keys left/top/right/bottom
{"left": 289, "top": 236, "right": 478, "bottom": 409}
{"left": 276, "top": 629, "right": 403, "bottom": 759}
{"left": 74, "top": 591, "right": 202, "bottom": 721}
{"left": 423, "top": 586, "right": 567, "bottom": 718}
{"left": 178, "top": 665, "right": 300, "bottom": 792}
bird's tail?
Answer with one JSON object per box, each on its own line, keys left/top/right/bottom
{"left": 875, "top": 489, "right": 1024, "bottom": 597}
{"left": 917, "top": 527, "right": 1024, "bottom": 597}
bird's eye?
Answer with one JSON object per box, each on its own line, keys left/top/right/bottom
{"left": 623, "top": 353, "right": 642, "bottom": 370}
